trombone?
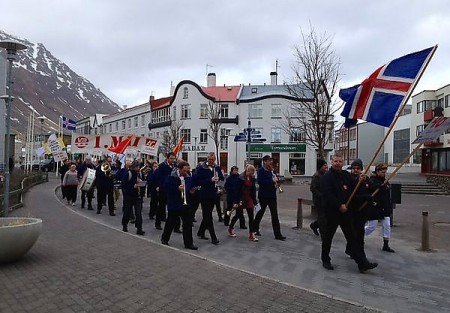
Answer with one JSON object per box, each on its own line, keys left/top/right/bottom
{"left": 180, "top": 176, "right": 187, "bottom": 205}
{"left": 272, "top": 171, "right": 283, "bottom": 193}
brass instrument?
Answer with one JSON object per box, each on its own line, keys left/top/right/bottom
{"left": 140, "top": 162, "right": 150, "bottom": 179}
{"left": 101, "top": 163, "right": 113, "bottom": 178}
{"left": 272, "top": 171, "right": 284, "bottom": 193}
{"left": 180, "top": 176, "right": 187, "bottom": 205}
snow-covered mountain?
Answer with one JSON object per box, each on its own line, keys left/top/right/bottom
{"left": 0, "top": 30, "right": 121, "bottom": 139}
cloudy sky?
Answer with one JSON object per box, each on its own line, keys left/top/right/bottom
{"left": 2, "top": 0, "right": 449, "bottom": 107}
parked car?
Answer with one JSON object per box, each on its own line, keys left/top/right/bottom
{"left": 31, "top": 159, "right": 56, "bottom": 172}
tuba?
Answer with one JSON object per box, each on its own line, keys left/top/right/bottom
{"left": 101, "top": 163, "right": 113, "bottom": 179}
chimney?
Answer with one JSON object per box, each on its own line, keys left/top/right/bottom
{"left": 270, "top": 71, "right": 277, "bottom": 85}
{"left": 149, "top": 95, "right": 155, "bottom": 102}
{"left": 123, "top": 105, "right": 127, "bottom": 110}
{"left": 207, "top": 73, "right": 216, "bottom": 87}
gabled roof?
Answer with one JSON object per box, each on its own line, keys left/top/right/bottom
{"left": 150, "top": 96, "right": 172, "bottom": 111}
{"left": 200, "top": 86, "right": 241, "bottom": 102}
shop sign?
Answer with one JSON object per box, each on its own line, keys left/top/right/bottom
{"left": 249, "top": 144, "right": 306, "bottom": 153}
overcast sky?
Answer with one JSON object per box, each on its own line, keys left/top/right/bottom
{"left": 2, "top": 0, "right": 450, "bottom": 107}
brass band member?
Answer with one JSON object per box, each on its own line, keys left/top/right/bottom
{"left": 194, "top": 152, "right": 223, "bottom": 245}
{"left": 96, "top": 156, "right": 115, "bottom": 216}
{"left": 253, "top": 155, "right": 286, "bottom": 241}
{"left": 161, "top": 161, "right": 197, "bottom": 250}
{"left": 77, "top": 156, "right": 95, "bottom": 210}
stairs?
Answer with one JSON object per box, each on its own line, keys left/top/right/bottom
{"left": 399, "top": 182, "right": 450, "bottom": 195}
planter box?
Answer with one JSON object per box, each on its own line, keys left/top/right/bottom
{"left": 0, "top": 217, "right": 42, "bottom": 263}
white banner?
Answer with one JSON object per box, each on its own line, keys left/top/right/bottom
{"left": 412, "top": 117, "right": 450, "bottom": 144}
{"left": 70, "top": 133, "right": 160, "bottom": 156}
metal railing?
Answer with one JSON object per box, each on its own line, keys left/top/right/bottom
{"left": 0, "top": 173, "right": 48, "bottom": 216}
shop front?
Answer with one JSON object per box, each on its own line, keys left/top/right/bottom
{"left": 249, "top": 143, "right": 307, "bottom": 175}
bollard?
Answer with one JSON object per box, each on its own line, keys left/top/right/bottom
{"left": 421, "top": 211, "right": 430, "bottom": 251}
{"left": 293, "top": 198, "right": 303, "bottom": 229}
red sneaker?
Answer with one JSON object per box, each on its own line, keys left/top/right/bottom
{"left": 228, "top": 228, "right": 237, "bottom": 237}
{"left": 249, "top": 232, "right": 259, "bottom": 242}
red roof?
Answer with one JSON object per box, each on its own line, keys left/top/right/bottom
{"left": 200, "top": 86, "right": 240, "bottom": 102}
{"left": 150, "top": 96, "right": 172, "bottom": 111}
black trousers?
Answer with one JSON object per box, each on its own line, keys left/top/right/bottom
{"left": 97, "top": 186, "right": 114, "bottom": 213}
{"left": 230, "top": 208, "right": 254, "bottom": 233}
{"left": 213, "top": 196, "right": 222, "bottom": 219}
{"left": 155, "top": 191, "right": 167, "bottom": 226}
{"left": 345, "top": 210, "right": 368, "bottom": 261}
{"left": 149, "top": 190, "right": 159, "bottom": 218}
{"left": 65, "top": 185, "right": 77, "bottom": 203}
{"left": 253, "top": 198, "right": 282, "bottom": 237}
{"left": 191, "top": 196, "right": 201, "bottom": 220}
{"left": 162, "top": 209, "right": 193, "bottom": 247}
{"left": 321, "top": 211, "right": 365, "bottom": 266}
{"left": 224, "top": 204, "right": 246, "bottom": 227}
{"left": 122, "top": 194, "right": 143, "bottom": 231}
{"left": 197, "top": 199, "right": 217, "bottom": 242}
{"left": 81, "top": 189, "right": 94, "bottom": 208}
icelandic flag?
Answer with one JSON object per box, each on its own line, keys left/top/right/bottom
{"left": 340, "top": 46, "right": 437, "bottom": 127}
{"left": 62, "top": 116, "right": 77, "bottom": 131}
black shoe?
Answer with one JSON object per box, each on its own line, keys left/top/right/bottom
{"left": 122, "top": 226, "right": 128, "bottom": 232}
{"left": 275, "top": 235, "right": 286, "bottom": 241}
{"left": 240, "top": 225, "right": 248, "bottom": 230}
{"left": 96, "top": 210, "right": 101, "bottom": 214}
{"left": 109, "top": 212, "right": 116, "bottom": 216}
{"left": 87, "top": 206, "right": 94, "bottom": 211}
{"left": 224, "top": 222, "right": 229, "bottom": 227}
{"left": 322, "top": 261, "right": 334, "bottom": 270}
{"left": 310, "top": 223, "right": 320, "bottom": 236}
{"left": 255, "top": 231, "right": 262, "bottom": 236}
{"left": 81, "top": 205, "right": 85, "bottom": 209}
{"left": 161, "top": 239, "right": 169, "bottom": 245}
{"left": 174, "top": 229, "right": 182, "bottom": 234}
{"left": 382, "top": 246, "right": 395, "bottom": 253}
{"left": 211, "top": 239, "right": 220, "bottom": 245}
{"left": 185, "top": 245, "right": 198, "bottom": 250}
{"left": 136, "top": 230, "right": 145, "bottom": 236}
{"left": 192, "top": 218, "right": 197, "bottom": 223}
{"left": 155, "top": 225, "right": 162, "bottom": 230}
{"left": 359, "top": 262, "right": 378, "bottom": 273}
{"left": 197, "top": 235, "right": 209, "bottom": 240}
{"left": 345, "top": 249, "right": 354, "bottom": 259}
{"left": 218, "top": 217, "right": 223, "bottom": 222}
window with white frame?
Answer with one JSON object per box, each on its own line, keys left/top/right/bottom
{"left": 181, "top": 104, "right": 191, "bottom": 119}
{"left": 173, "top": 106, "right": 177, "bottom": 120}
{"left": 200, "top": 129, "right": 208, "bottom": 143}
{"left": 290, "top": 104, "right": 305, "bottom": 118}
{"left": 122, "top": 120, "right": 126, "bottom": 130}
{"left": 180, "top": 129, "right": 191, "bottom": 143}
{"left": 220, "top": 104, "right": 229, "bottom": 118}
{"left": 249, "top": 104, "right": 262, "bottom": 118}
{"left": 289, "top": 127, "right": 304, "bottom": 142}
{"left": 445, "top": 95, "right": 450, "bottom": 108}
{"left": 109, "top": 124, "right": 112, "bottom": 132}
{"left": 220, "top": 128, "right": 232, "bottom": 150}
{"left": 134, "top": 117, "right": 138, "bottom": 128}
{"left": 128, "top": 118, "right": 131, "bottom": 129}
{"left": 200, "top": 103, "right": 208, "bottom": 118}
{"left": 183, "top": 87, "right": 189, "bottom": 99}
{"left": 141, "top": 115, "right": 145, "bottom": 126}
{"left": 416, "top": 124, "right": 426, "bottom": 137}
{"left": 115, "top": 122, "right": 119, "bottom": 131}
{"left": 271, "top": 104, "right": 282, "bottom": 118}
{"left": 271, "top": 128, "right": 282, "bottom": 143}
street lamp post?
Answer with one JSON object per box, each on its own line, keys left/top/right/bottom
{"left": 193, "top": 136, "right": 198, "bottom": 166}
{"left": 37, "top": 116, "right": 46, "bottom": 171}
{"left": 0, "top": 40, "right": 27, "bottom": 217}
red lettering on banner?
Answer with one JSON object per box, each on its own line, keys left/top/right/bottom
{"left": 131, "top": 137, "right": 141, "bottom": 147}
{"left": 145, "top": 138, "right": 157, "bottom": 148}
{"left": 94, "top": 136, "right": 101, "bottom": 148}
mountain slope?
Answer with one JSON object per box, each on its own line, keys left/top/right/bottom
{"left": 0, "top": 30, "right": 121, "bottom": 139}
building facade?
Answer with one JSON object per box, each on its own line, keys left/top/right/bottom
{"left": 411, "top": 85, "right": 450, "bottom": 174}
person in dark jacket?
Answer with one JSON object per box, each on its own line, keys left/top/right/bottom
{"left": 194, "top": 152, "right": 223, "bottom": 245}
{"left": 223, "top": 166, "right": 246, "bottom": 228}
{"left": 154, "top": 152, "right": 178, "bottom": 230}
{"left": 96, "top": 156, "right": 115, "bottom": 216}
{"left": 121, "top": 160, "right": 145, "bottom": 235}
{"left": 146, "top": 161, "right": 159, "bottom": 220}
{"left": 59, "top": 159, "right": 70, "bottom": 199}
{"left": 310, "top": 159, "right": 328, "bottom": 236}
{"left": 253, "top": 155, "right": 286, "bottom": 241}
{"left": 77, "top": 156, "right": 95, "bottom": 210}
{"left": 228, "top": 164, "right": 259, "bottom": 241}
{"left": 365, "top": 163, "right": 395, "bottom": 253}
{"left": 320, "top": 153, "right": 377, "bottom": 273}
{"left": 161, "top": 161, "right": 197, "bottom": 250}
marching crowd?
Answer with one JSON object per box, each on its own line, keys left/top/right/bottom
{"left": 59, "top": 151, "right": 393, "bottom": 273}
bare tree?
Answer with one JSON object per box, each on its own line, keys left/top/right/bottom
{"left": 161, "top": 119, "right": 184, "bottom": 152}
{"left": 207, "top": 101, "right": 222, "bottom": 164}
{"left": 283, "top": 26, "right": 342, "bottom": 160}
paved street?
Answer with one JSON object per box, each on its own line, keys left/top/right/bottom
{"left": 1, "top": 174, "right": 449, "bottom": 312}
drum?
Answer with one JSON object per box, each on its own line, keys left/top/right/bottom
{"left": 80, "top": 168, "right": 96, "bottom": 192}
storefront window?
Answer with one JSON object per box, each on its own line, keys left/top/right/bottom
{"left": 289, "top": 153, "right": 305, "bottom": 175}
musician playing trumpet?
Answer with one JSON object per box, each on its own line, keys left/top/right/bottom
{"left": 161, "top": 161, "right": 198, "bottom": 250}
{"left": 252, "top": 155, "right": 286, "bottom": 241}
{"left": 95, "top": 156, "right": 116, "bottom": 216}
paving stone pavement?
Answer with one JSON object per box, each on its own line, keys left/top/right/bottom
{"left": 2, "top": 175, "right": 450, "bottom": 312}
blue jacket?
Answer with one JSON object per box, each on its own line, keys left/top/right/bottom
{"left": 257, "top": 166, "right": 277, "bottom": 199}
{"left": 193, "top": 162, "right": 224, "bottom": 200}
{"left": 369, "top": 175, "right": 392, "bottom": 219}
{"left": 77, "top": 162, "right": 94, "bottom": 179}
{"left": 320, "top": 167, "right": 354, "bottom": 215}
{"left": 146, "top": 168, "right": 158, "bottom": 193}
{"left": 224, "top": 173, "right": 241, "bottom": 207}
{"left": 164, "top": 168, "right": 192, "bottom": 211}
{"left": 121, "top": 169, "right": 139, "bottom": 197}
{"left": 155, "top": 161, "right": 174, "bottom": 191}
{"left": 96, "top": 164, "right": 114, "bottom": 189}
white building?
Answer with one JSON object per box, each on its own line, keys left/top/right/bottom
{"left": 148, "top": 73, "right": 331, "bottom": 176}
{"left": 102, "top": 103, "right": 151, "bottom": 138}
{"left": 410, "top": 85, "right": 450, "bottom": 174}
{"left": 76, "top": 113, "right": 109, "bottom": 135}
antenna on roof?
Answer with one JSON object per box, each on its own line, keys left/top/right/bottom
{"left": 206, "top": 64, "right": 213, "bottom": 77}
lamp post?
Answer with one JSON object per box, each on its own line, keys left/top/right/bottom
{"left": 0, "top": 40, "right": 27, "bottom": 217}
{"left": 193, "top": 136, "right": 198, "bottom": 166}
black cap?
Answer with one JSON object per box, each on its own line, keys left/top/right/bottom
{"left": 317, "top": 159, "right": 327, "bottom": 170}
{"left": 262, "top": 155, "right": 272, "bottom": 162}
{"left": 351, "top": 159, "right": 363, "bottom": 169}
